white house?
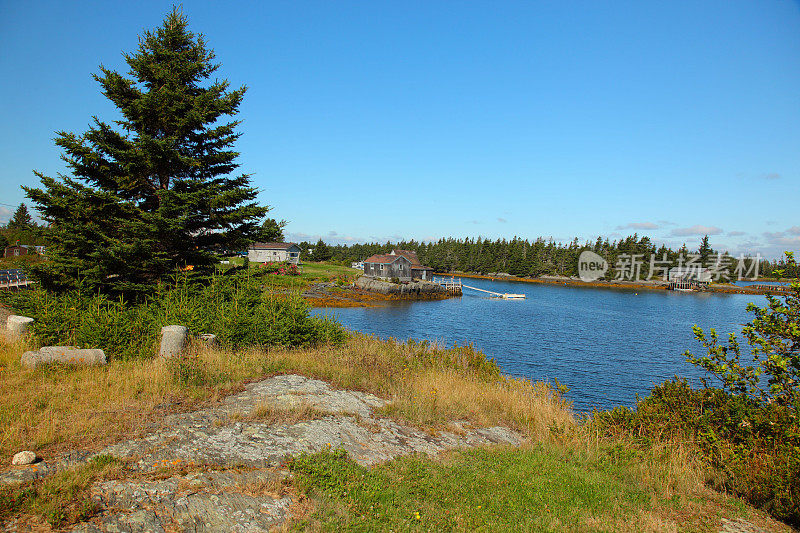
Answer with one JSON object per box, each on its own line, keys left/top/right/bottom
{"left": 248, "top": 242, "right": 301, "bottom": 264}
{"left": 668, "top": 266, "right": 712, "bottom": 284}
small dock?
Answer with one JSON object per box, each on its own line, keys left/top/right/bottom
{"left": 432, "top": 276, "right": 462, "bottom": 294}
{"left": 668, "top": 281, "right": 701, "bottom": 291}
{"left": 0, "top": 270, "right": 33, "bottom": 291}
{"left": 432, "top": 276, "right": 526, "bottom": 299}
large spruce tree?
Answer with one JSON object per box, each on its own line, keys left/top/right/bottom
{"left": 25, "top": 8, "right": 267, "bottom": 295}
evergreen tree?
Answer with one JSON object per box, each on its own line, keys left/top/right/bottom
{"left": 698, "top": 234, "right": 713, "bottom": 265}
{"left": 24, "top": 8, "right": 267, "bottom": 294}
{"left": 7, "top": 204, "right": 34, "bottom": 231}
{"left": 313, "top": 239, "right": 332, "bottom": 261}
{"left": 257, "top": 218, "right": 286, "bottom": 243}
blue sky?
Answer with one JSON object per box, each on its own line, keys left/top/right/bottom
{"left": 1, "top": 1, "right": 798, "bottom": 258}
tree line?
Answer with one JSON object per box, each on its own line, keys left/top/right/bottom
{"left": 0, "top": 203, "right": 48, "bottom": 252}
{"left": 300, "top": 233, "right": 787, "bottom": 280}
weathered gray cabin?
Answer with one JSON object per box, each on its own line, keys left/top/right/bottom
{"left": 248, "top": 242, "right": 301, "bottom": 264}
{"left": 363, "top": 249, "right": 435, "bottom": 281}
{"left": 363, "top": 254, "right": 413, "bottom": 281}
{"left": 390, "top": 249, "right": 434, "bottom": 280}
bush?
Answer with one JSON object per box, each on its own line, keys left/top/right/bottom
{"left": 258, "top": 262, "right": 299, "bottom": 276}
{"left": 2, "top": 271, "right": 345, "bottom": 360}
{"left": 592, "top": 379, "right": 799, "bottom": 526}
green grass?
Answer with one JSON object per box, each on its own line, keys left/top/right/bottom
{"left": 289, "top": 445, "right": 710, "bottom": 532}
{"left": 0, "top": 454, "right": 122, "bottom": 527}
{"left": 243, "top": 261, "right": 361, "bottom": 289}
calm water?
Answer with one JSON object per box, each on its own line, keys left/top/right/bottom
{"left": 313, "top": 277, "right": 767, "bottom": 411}
{"left": 734, "top": 280, "right": 788, "bottom": 286}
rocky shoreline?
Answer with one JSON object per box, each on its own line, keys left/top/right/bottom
{"left": 301, "top": 276, "right": 455, "bottom": 308}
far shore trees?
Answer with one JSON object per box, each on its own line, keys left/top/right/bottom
{"left": 25, "top": 8, "right": 267, "bottom": 295}
{"left": 312, "top": 239, "right": 332, "bottom": 261}
{"left": 7, "top": 204, "right": 34, "bottom": 232}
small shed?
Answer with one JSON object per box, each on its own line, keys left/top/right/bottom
{"left": 248, "top": 242, "right": 301, "bottom": 264}
{"left": 363, "top": 254, "right": 413, "bottom": 281}
{"left": 3, "top": 245, "right": 29, "bottom": 258}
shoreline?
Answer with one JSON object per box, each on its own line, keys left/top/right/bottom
{"left": 302, "top": 281, "right": 455, "bottom": 308}
{"left": 433, "top": 271, "right": 790, "bottom": 295}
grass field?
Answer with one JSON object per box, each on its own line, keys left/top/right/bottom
{"left": 222, "top": 259, "right": 361, "bottom": 289}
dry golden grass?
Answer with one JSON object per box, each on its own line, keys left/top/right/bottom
{"left": 237, "top": 400, "right": 330, "bottom": 425}
{"left": 0, "top": 334, "right": 574, "bottom": 464}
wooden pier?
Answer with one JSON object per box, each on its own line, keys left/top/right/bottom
{"left": 432, "top": 276, "right": 463, "bottom": 294}
{"left": 432, "top": 276, "right": 526, "bottom": 299}
{"left": 668, "top": 281, "right": 702, "bottom": 291}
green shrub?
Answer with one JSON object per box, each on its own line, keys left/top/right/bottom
{"left": 593, "top": 379, "right": 799, "bottom": 526}
{"left": 2, "top": 271, "right": 346, "bottom": 360}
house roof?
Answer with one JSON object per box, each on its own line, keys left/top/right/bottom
{"left": 363, "top": 254, "right": 410, "bottom": 264}
{"left": 249, "top": 242, "right": 300, "bottom": 251}
{"left": 391, "top": 249, "right": 422, "bottom": 266}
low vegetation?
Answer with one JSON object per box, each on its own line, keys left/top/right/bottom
{"left": 289, "top": 445, "right": 706, "bottom": 532}
{"left": 0, "top": 454, "right": 122, "bottom": 528}
{"left": 0, "top": 333, "right": 789, "bottom": 531}
{"left": 223, "top": 258, "right": 362, "bottom": 289}
{"left": 1, "top": 270, "right": 345, "bottom": 361}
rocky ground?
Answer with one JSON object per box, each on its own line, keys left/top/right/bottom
{"left": 300, "top": 278, "right": 455, "bottom": 307}
{"left": 1, "top": 374, "right": 522, "bottom": 532}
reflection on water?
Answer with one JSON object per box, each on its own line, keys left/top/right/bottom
{"left": 313, "top": 277, "right": 766, "bottom": 411}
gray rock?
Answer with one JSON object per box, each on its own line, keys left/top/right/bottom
{"left": 719, "top": 518, "right": 768, "bottom": 533}
{"left": 197, "top": 333, "right": 219, "bottom": 348}
{"left": 5, "top": 315, "right": 34, "bottom": 342}
{"left": 354, "top": 276, "right": 449, "bottom": 297}
{"left": 69, "top": 469, "right": 292, "bottom": 532}
{"left": 159, "top": 325, "right": 189, "bottom": 358}
{"left": 11, "top": 451, "right": 36, "bottom": 465}
{"left": 21, "top": 348, "right": 106, "bottom": 368}
{"left": 96, "top": 374, "right": 522, "bottom": 470}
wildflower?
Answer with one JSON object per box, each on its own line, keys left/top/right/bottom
{"left": 414, "top": 511, "right": 421, "bottom": 520}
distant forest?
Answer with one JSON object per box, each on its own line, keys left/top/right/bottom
{"left": 298, "top": 234, "right": 796, "bottom": 280}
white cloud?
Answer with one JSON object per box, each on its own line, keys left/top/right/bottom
{"left": 669, "top": 225, "right": 723, "bottom": 237}
{"left": 0, "top": 206, "right": 10, "bottom": 224}
{"left": 615, "top": 222, "right": 660, "bottom": 230}
{"left": 497, "top": 217, "right": 507, "bottom": 223}
{"left": 763, "top": 229, "right": 800, "bottom": 248}
{"left": 727, "top": 231, "right": 746, "bottom": 237}
{"left": 762, "top": 172, "right": 781, "bottom": 180}
{"left": 285, "top": 231, "right": 365, "bottom": 245}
